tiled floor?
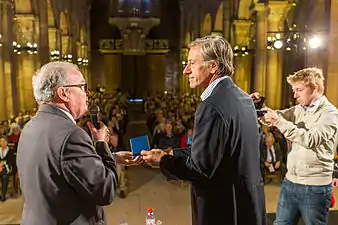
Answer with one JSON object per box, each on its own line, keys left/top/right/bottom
{"left": 1, "top": 167, "right": 337, "bottom": 225}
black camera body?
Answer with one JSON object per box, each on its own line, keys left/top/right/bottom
{"left": 253, "top": 97, "right": 267, "bottom": 117}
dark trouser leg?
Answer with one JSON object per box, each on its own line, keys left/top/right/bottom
{"left": 1, "top": 173, "right": 9, "bottom": 201}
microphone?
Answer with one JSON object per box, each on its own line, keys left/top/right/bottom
{"left": 89, "top": 105, "right": 100, "bottom": 129}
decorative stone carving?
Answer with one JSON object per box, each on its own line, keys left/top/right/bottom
{"left": 109, "top": 17, "right": 160, "bottom": 55}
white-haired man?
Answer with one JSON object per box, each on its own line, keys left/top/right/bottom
{"left": 17, "top": 62, "right": 141, "bottom": 225}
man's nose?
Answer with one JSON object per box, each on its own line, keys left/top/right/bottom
{"left": 183, "top": 65, "right": 191, "bottom": 75}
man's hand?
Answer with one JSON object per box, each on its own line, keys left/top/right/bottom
{"left": 333, "top": 178, "right": 338, "bottom": 188}
{"left": 115, "top": 151, "right": 143, "bottom": 166}
{"left": 250, "top": 92, "right": 260, "bottom": 102}
{"left": 87, "top": 121, "right": 109, "bottom": 142}
{"left": 275, "top": 161, "right": 280, "bottom": 169}
{"left": 262, "top": 107, "right": 280, "bottom": 125}
{"left": 265, "top": 162, "right": 271, "bottom": 168}
{"left": 141, "top": 149, "right": 168, "bottom": 168}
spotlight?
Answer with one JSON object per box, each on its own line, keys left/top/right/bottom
{"left": 273, "top": 40, "right": 283, "bottom": 49}
{"left": 308, "top": 36, "right": 321, "bottom": 49}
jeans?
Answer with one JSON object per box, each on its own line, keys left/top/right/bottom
{"left": 274, "top": 179, "right": 332, "bottom": 225}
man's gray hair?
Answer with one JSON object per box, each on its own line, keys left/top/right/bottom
{"left": 32, "top": 61, "right": 78, "bottom": 104}
{"left": 189, "top": 35, "right": 234, "bottom": 76}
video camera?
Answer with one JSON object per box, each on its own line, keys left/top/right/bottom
{"left": 253, "top": 96, "right": 267, "bottom": 117}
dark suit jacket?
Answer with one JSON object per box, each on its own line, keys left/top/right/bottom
{"left": 0, "top": 146, "right": 15, "bottom": 175}
{"left": 160, "top": 78, "right": 267, "bottom": 225}
{"left": 17, "top": 104, "right": 118, "bottom": 225}
{"left": 260, "top": 143, "right": 283, "bottom": 165}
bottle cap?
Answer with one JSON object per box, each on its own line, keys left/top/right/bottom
{"left": 148, "top": 208, "right": 153, "bottom": 213}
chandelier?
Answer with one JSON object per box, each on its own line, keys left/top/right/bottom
{"left": 62, "top": 54, "right": 73, "bottom": 62}
{"left": 233, "top": 45, "right": 254, "bottom": 57}
{"left": 50, "top": 50, "right": 60, "bottom": 61}
{"left": 77, "top": 58, "right": 89, "bottom": 66}
{"left": 13, "top": 41, "right": 38, "bottom": 54}
{"left": 266, "top": 25, "right": 326, "bottom": 51}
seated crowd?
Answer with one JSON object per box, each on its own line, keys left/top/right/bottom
{"left": 145, "top": 92, "right": 292, "bottom": 184}
{"left": 144, "top": 93, "right": 199, "bottom": 150}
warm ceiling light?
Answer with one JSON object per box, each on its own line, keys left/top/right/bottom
{"left": 308, "top": 36, "right": 322, "bottom": 49}
{"left": 273, "top": 40, "right": 283, "bottom": 49}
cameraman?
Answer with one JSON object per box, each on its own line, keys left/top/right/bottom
{"left": 254, "top": 68, "right": 338, "bottom": 225}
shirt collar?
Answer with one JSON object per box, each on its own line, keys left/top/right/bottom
{"left": 0, "top": 147, "right": 9, "bottom": 159}
{"left": 302, "top": 95, "right": 326, "bottom": 112}
{"left": 56, "top": 107, "right": 77, "bottom": 124}
{"left": 200, "top": 76, "right": 228, "bottom": 101}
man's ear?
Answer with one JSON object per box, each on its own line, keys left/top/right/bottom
{"left": 56, "top": 87, "right": 69, "bottom": 102}
{"left": 209, "top": 60, "right": 219, "bottom": 74}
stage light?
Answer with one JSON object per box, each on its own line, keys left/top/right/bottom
{"left": 273, "top": 40, "right": 283, "bottom": 49}
{"left": 308, "top": 36, "right": 321, "bottom": 49}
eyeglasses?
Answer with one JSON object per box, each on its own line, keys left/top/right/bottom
{"left": 63, "top": 83, "right": 88, "bottom": 92}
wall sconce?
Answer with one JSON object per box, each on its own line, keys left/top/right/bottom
{"left": 0, "top": 34, "right": 2, "bottom": 47}
{"left": 82, "top": 59, "right": 89, "bottom": 66}
{"left": 13, "top": 41, "right": 38, "bottom": 54}
{"left": 62, "top": 54, "right": 72, "bottom": 62}
{"left": 233, "top": 45, "right": 252, "bottom": 57}
{"left": 77, "top": 58, "right": 83, "bottom": 65}
{"left": 50, "top": 50, "right": 60, "bottom": 61}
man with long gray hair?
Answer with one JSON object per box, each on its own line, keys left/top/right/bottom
{"left": 142, "top": 35, "right": 267, "bottom": 225}
{"left": 17, "top": 62, "right": 141, "bottom": 225}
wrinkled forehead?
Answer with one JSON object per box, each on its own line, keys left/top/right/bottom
{"left": 188, "top": 46, "right": 203, "bottom": 60}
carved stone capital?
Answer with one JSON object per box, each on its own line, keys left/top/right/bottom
{"left": 233, "top": 20, "right": 253, "bottom": 45}
{"left": 268, "top": 1, "right": 290, "bottom": 25}
{"left": 109, "top": 17, "right": 160, "bottom": 55}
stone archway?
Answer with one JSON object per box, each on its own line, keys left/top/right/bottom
{"left": 47, "top": 0, "right": 55, "bottom": 27}
{"left": 60, "top": 12, "right": 68, "bottom": 36}
{"left": 238, "top": 0, "right": 252, "bottom": 19}
{"left": 60, "top": 11, "right": 71, "bottom": 57}
{"left": 80, "top": 27, "right": 85, "bottom": 43}
{"left": 201, "top": 13, "right": 212, "bottom": 37}
{"left": 214, "top": 2, "right": 223, "bottom": 32}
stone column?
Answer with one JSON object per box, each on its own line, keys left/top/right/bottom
{"left": 223, "top": 0, "right": 232, "bottom": 40}
{"left": 0, "top": 0, "right": 17, "bottom": 119}
{"left": 38, "top": 0, "right": 49, "bottom": 66}
{"left": 15, "top": 13, "right": 40, "bottom": 112}
{"left": 233, "top": 19, "right": 253, "bottom": 93}
{"left": 61, "top": 35, "right": 72, "bottom": 61}
{"left": 82, "top": 44, "right": 91, "bottom": 86}
{"left": 148, "top": 54, "right": 165, "bottom": 94}
{"left": 326, "top": 0, "right": 338, "bottom": 106}
{"left": 178, "top": 1, "right": 186, "bottom": 93}
{"left": 76, "top": 41, "right": 83, "bottom": 73}
{"left": 266, "top": 1, "right": 290, "bottom": 109}
{"left": 253, "top": 3, "right": 268, "bottom": 97}
{"left": 48, "top": 27, "right": 61, "bottom": 60}
{"left": 103, "top": 54, "right": 121, "bottom": 93}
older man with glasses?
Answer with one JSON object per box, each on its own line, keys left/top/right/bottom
{"left": 17, "top": 61, "right": 142, "bottom": 225}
